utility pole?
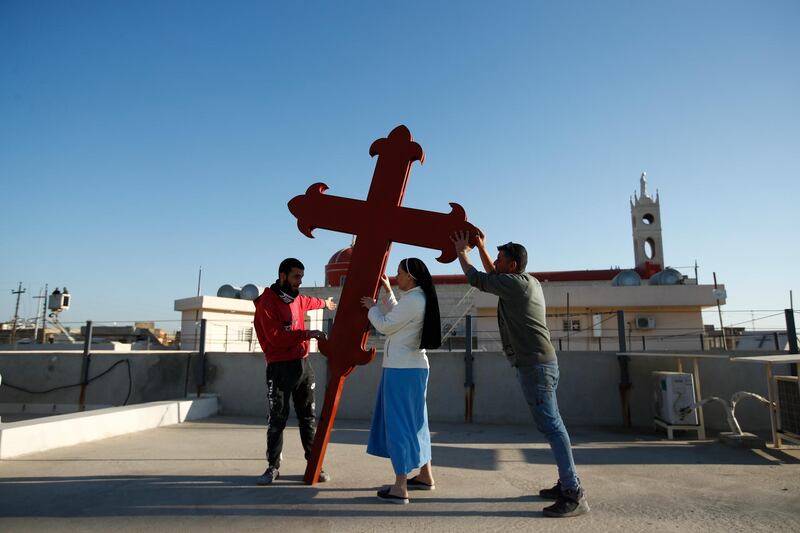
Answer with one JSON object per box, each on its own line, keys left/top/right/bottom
{"left": 713, "top": 272, "right": 726, "bottom": 349}
{"left": 10, "top": 282, "right": 26, "bottom": 345}
{"left": 33, "top": 284, "right": 47, "bottom": 343}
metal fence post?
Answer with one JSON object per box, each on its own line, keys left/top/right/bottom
{"left": 785, "top": 309, "right": 798, "bottom": 376}
{"left": 78, "top": 320, "right": 93, "bottom": 411}
{"left": 195, "top": 319, "right": 208, "bottom": 396}
{"left": 616, "top": 310, "right": 631, "bottom": 427}
{"left": 464, "top": 315, "right": 474, "bottom": 423}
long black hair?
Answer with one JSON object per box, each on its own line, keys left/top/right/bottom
{"left": 401, "top": 257, "right": 441, "bottom": 350}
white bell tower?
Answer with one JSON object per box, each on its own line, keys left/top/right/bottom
{"left": 630, "top": 172, "right": 664, "bottom": 274}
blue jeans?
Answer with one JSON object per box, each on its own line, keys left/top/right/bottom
{"left": 516, "top": 361, "right": 579, "bottom": 491}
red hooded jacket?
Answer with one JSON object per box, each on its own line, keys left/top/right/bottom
{"left": 253, "top": 287, "right": 326, "bottom": 363}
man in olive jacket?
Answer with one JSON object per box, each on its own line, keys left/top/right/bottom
{"left": 452, "top": 230, "right": 589, "bottom": 518}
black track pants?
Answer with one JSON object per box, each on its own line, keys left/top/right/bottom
{"left": 265, "top": 358, "right": 317, "bottom": 468}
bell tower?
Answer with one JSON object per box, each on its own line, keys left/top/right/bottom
{"left": 630, "top": 172, "right": 664, "bottom": 277}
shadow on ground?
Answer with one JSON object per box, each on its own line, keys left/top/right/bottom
{"left": 0, "top": 474, "right": 543, "bottom": 518}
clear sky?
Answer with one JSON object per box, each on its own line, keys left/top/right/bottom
{"left": 1, "top": 1, "right": 798, "bottom": 332}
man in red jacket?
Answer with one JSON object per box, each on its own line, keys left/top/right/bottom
{"left": 254, "top": 257, "right": 337, "bottom": 485}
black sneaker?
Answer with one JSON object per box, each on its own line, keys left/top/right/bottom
{"left": 256, "top": 466, "right": 279, "bottom": 485}
{"left": 543, "top": 487, "right": 590, "bottom": 518}
{"left": 539, "top": 481, "right": 562, "bottom": 500}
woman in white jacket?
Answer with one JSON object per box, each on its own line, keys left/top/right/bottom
{"left": 360, "top": 258, "right": 441, "bottom": 504}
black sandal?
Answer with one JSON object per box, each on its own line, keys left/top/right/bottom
{"left": 377, "top": 487, "right": 409, "bottom": 504}
{"left": 407, "top": 476, "right": 435, "bottom": 491}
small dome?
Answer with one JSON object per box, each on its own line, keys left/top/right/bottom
{"left": 326, "top": 246, "right": 353, "bottom": 287}
{"left": 612, "top": 270, "right": 642, "bottom": 287}
{"left": 328, "top": 247, "right": 353, "bottom": 265}
{"left": 649, "top": 267, "right": 684, "bottom": 286}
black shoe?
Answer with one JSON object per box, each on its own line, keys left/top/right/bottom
{"left": 539, "top": 481, "right": 562, "bottom": 500}
{"left": 318, "top": 470, "right": 331, "bottom": 483}
{"left": 256, "top": 466, "right": 279, "bottom": 485}
{"left": 543, "top": 487, "right": 590, "bottom": 518}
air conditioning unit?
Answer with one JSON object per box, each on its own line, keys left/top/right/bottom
{"left": 653, "top": 372, "right": 698, "bottom": 425}
{"left": 775, "top": 376, "right": 800, "bottom": 441}
{"left": 636, "top": 316, "right": 656, "bottom": 329}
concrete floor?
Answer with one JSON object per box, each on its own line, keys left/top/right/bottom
{"left": 0, "top": 416, "right": 798, "bottom": 532}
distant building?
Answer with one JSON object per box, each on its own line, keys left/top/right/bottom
{"left": 175, "top": 174, "right": 726, "bottom": 352}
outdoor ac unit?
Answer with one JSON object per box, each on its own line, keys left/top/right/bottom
{"left": 636, "top": 316, "right": 656, "bottom": 329}
{"left": 775, "top": 376, "right": 800, "bottom": 441}
{"left": 653, "top": 372, "right": 698, "bottom": 425}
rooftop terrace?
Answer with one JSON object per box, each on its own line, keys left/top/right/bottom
{"left": 1, "top": 417, "right": 798, "bottom": 532}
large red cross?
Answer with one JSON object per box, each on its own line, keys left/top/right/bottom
{"left": 288, "top": 125, "right": 477, "bottom": 484}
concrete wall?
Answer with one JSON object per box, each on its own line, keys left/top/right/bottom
{"left": 0, "top": 351, "right": 790, "bottom": 432}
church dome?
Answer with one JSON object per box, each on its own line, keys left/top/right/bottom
{"left": 326, "top": 246, "right": 353, "bottom": 287}
{"left": 328, "top": 247, "right": 353, "bottom": 265}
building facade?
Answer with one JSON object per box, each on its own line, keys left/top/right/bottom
{"left": 175, "top": 175, "right": 726, "bottom": 353}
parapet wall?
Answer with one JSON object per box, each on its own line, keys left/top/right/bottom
{"left": 0, "top": 351, "right": 788, "bottom": 432}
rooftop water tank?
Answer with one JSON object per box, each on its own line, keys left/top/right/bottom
{"left": 48, "top": 287, "right": 71, "bottom": 312}
{"left": 649, "top": 268, "right": 684, "bottom": 286}
{"left": 217, "top": 284, "right": 241, "bottom": 298}
{"left": 611, "top": 270, "right": 642, "bottom": 287}
{"left": 240, "top": 284, "right": 264, "bottom": 301}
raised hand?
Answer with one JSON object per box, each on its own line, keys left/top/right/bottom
{"left": 451, "top": 230, "right": 472, "bottom": 254}
{"left": 474, "top": 227, "right": 486, "bottom": 250}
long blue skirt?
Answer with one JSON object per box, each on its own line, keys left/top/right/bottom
{"left": 367, "top": 367, "right": 431, "bottom": 476}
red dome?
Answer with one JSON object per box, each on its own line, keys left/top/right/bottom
{"left": 326, "top": 246, "right": 353, "bottom": 287}
{"left": 328, "top": 247, "right": 353, "bottom": 265}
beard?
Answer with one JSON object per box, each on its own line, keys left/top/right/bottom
{"left": 280, "top": 279, "right": 299, "bottom": 298}
{"left": 271, "top": 279, "right": 299, "bottom": 304}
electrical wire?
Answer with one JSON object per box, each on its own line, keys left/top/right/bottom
{"left": 2, "top": 359, "right": 133, "bottom": 406}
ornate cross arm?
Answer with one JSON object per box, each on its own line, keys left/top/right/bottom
{"left": 289, "top": 185, "right": 476, "bottom": 262}
{"left": 378, "top": 203, "right": 477, "bottom": 263}
{"left": 288, "top": 183, "right": 363, "bottom": 238}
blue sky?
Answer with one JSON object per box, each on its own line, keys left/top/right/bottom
{"left": 1, "top": 1, "right": 798, "bottom": 331}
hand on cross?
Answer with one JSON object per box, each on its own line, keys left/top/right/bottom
{"left": 473, "top": 227, "right": 486, "bottom": 250}
{"left": 307, "top": 330, "right": 327, "bottom": 340}
{"left": 451, "top": 230, "right": 473, "bottom": 255}
{"left": 325, "top": 297, "right": 337, "bottom": 311}
{"left": 360, "top": 296, "right": 376, "bottom": 309}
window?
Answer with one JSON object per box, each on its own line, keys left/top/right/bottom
{"left": 644, "top": 238, "right": 656, "bottom": 259}
{"left": 562, "top": 319, "right": 581, "bottom": 332}
{"left": 237, "top": 328, "right": 253, "bottom": 342}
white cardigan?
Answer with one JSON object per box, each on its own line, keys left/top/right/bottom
{"left": 367, "top": 286, "right": 429, "bottom": 369}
